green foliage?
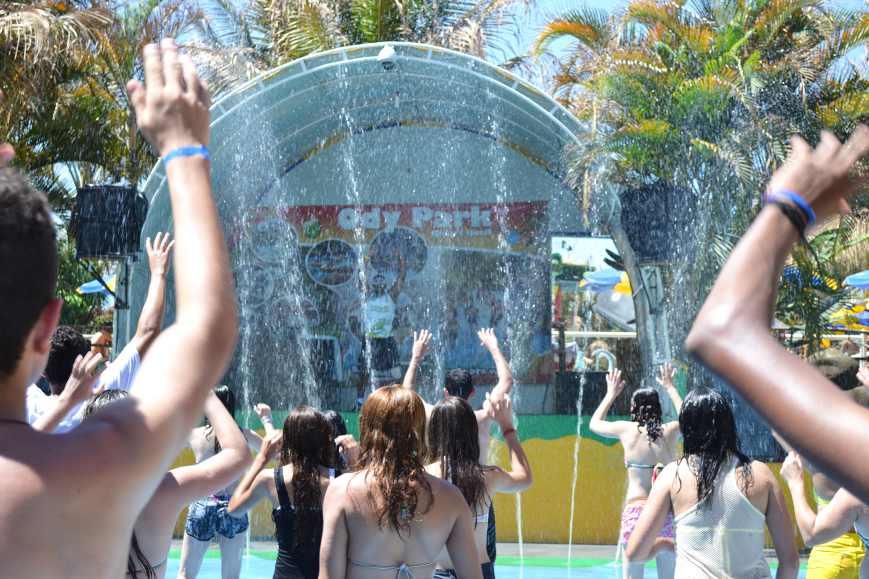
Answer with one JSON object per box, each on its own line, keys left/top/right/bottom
{"left": 56, "top": 238, "right": 108, "bottom": 330}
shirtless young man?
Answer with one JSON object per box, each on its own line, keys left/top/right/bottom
{"left": 0, "top": 39, "right": 238, "bottom": 578}
{"left": 402, "top": 328, "right": 513, "bottom": 461}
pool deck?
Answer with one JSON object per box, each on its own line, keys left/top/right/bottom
{"left": 171, "top": 540, "right": 808, "bottom": 566}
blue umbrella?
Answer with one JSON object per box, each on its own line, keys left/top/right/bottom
{"left": 78, "top": 276, "right": 115, "bottom": 295}
{"left": 581, "top": 268, "right": 623, "bottom": 293}
{"left": 844, "top": 270, "right": 869, "bottom": 290}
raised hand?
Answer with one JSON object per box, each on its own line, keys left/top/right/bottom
{"left": 858, "top": 366, "right": 869, "bottom": 387}
{"left": 780, "top": 452, "right": 805, "bottom": 485}
{"left": 478, "top": 328, "right": 500, "bottom": 352}
{"left": 253, "top": 403, "right": 273, "bottom": 425}
{"left": 656, "top": 362, "right": 676, "bottom": 390}
{"left": 491, "top": 394, "right": 514, "bottom": 431}
{"left": 766, "top": 127, "right": 869, "bottom": 224}
{"left": 411, "top": 329, "right": 432, "bottom": 361}
{"left": 335, "top": 433, "right": 360, "bottom": 469}
{"left": 62, "top": 351, "right": 106, "bottom": 405}
{"left": 146, "top": 232, "right": 174, "bottom": 278}
{"left": 258, "top": 431, "right": 282, "bottom": 462}
{"left": 606, "top": 368, "right": 625, "bottom": 398}
{"left": 127, "top": 38, "right": 211, "bottom": 156}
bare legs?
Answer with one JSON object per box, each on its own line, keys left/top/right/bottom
{"left": 176, "top": 532, "right": 245, "bottom": 579}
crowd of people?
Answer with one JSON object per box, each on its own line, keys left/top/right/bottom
{"left": 1, "top": 37, "right": 869, "bottom": 579}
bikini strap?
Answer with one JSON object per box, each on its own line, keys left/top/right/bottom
{"left": 274, "top": 467, "right": 292, "bottom": 510}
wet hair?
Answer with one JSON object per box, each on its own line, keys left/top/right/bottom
{"left": 846, "top": 386, "right": 869, "bottom": 409}
{"left": 427, "top": 397, "right": 488, "bottom": 523}
{"left": 206, "top": 385, "right": 236, "bottom": 454}
{"left": 0, "top": 169, "right": 58, "bottom": 378}
{"left": 678, "top": 388, "right": 751, "bottom": 506}
{"left": 630, "top": 388, "right": 663, "bottom": 443}
{"left": 281, "top": 406, "right": 335, "bottom": 547}
{"left": 323, "top": 410, "right": 348, "bottom": 474}
{"left": 83, "top": 389, "right": 155, "bottom": 578}
{"left": 44, "top": 326, "right": 90, "bottom": 393}
{"left": 323, "top": 410, "right": 347, "bottom": 436}
{"left": 84, "top": 389, "right": 129, "bottom": 417}
{"left": 358, "top": 385, "right": 432, "bottom": 535}
{"left": 445, "top": 368, "right": 474, "bottom": 399}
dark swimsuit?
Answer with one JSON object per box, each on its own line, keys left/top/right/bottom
{"left": 272, "top": 468, "right": 323, "bottom": 579}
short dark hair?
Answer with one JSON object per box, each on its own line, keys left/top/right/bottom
{"left": 85, "top": 389, "right": 130, "bottom": 418}
{"left": 0, "top": 169, "right": 57, "bottom": 378}
{"left": 44, "top": 326, "right": 90, "bottom": 391}
{"left": 445, "top": 368, "right": 474, "bottom": 399}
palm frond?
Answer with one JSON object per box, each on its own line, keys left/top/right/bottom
{"left": 0, "top": 2, "right": 110, "bottom": 62}
{"left": 532, "top": 7, "right": 612, "bottom": 56}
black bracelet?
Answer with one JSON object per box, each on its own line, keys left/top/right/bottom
{"left": 769, "top": 200, "right": 807, "bottom": 237}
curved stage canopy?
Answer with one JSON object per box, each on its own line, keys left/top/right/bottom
{"left": 117, "top": 42, "right": 584, "bottom": 410}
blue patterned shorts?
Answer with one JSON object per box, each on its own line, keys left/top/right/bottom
{"left": 184, "top": 495, "right": 249, "bottom": 541}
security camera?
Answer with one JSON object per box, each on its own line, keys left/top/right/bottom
{"left": 377, "top": 45, "right": 396, "bottom": 71}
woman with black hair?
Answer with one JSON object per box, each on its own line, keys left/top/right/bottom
{"left": 589, "top": 365, "right": 683, "bottom": 578}
{"left": 228, "top": 406, "right": 336, "bottom": 579}
{"left": 322, "top": 410, "right": 360, "bottom": 474}
{"left": 625, "top": 388, "right": 799, "bottom": 578}
{"left": 425, "top": 395, "right": 532, "bottom": 579}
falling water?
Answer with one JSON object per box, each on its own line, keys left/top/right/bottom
{"left": 566, "top": 305, "right": 594, "bottom": 571}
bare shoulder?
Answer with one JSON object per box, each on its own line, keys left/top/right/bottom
{"left": 427, "top": 473, "right": 466, "bottom": 505}
{"left": 475, "top": 409, "right": 491, "bottom": 425}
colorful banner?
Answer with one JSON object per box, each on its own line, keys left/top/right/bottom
{"left": 227, "top": 201, "right": 551, "bottom": 400}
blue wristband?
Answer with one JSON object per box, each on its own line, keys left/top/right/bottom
{"left": 767, "top": 190, "right": 816, "bottom": 225}
{"left": 163, "top": 145, "right": 209, "bottom": 165}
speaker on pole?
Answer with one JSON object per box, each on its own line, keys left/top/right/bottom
{"left": 71, "top": 185, "right": 147, "bottom": 259}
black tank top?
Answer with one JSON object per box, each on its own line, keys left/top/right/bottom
{"left": 272, "top": 467, "right": 323, "bottom": 579}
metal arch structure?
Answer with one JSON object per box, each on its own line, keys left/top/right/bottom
{"left": 116, "top": 43, "right": 585, "bottom": 405}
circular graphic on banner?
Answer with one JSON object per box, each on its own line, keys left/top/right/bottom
{"left": 237, "top": 265, "right": 276, "bottom": 310}
{"left": 369, "top": 227, "right": 427, "bottom": 273}
{"left": 250, "top": 218, "right": 297, "bottom": 265}
{"left": 306, "top": 239, "right": 357, "bottom": 287}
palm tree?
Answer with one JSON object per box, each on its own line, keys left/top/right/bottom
{"left": 188, "top": 0, "right": 528, "bottom": 94}
{"left": 534, "top": 0, "right": 868, "bottom": 390}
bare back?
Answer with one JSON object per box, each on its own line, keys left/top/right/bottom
{"left": 331, "top": 471, "right": 471, "bottom": 579}
{"left": 620, "top": 421, "right": 679, "bottom": 501}
{"left": 0, "top": 426, "right": 153, "bottom": 579}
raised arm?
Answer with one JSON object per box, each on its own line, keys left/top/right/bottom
{"left": 75, "top": 40, "right": 238, "bottom": 500}
{"left": 402, "top": 329, "right": 431, "bottom": 391}
{"left": 33, "top": 352, "right": 104, "bottom": 432}
{"left": 228, "top": 431, "right": 281, "bottom": 514}
{"left": 781, "top": 453, "right": 862, "bottom": 546}
{"left": 685, "top": 128, "right": 869, "bottom": 502}
{"left": 127, "top": 232, "right": 173, "bottom": 358}
{"left": 162, "top": 391, "right": 251, "bottom": 509}
{"left": 589, "top": 368, "right": 630, "bottom": 439}
{"left": 657, "top": 362, "right": 682, "bottom": 415}
{"left": 489, "top": 396, "right": 532, "bottom": 493}
{"left": 478, "top": 328, "right": 513, "bottom": 401}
